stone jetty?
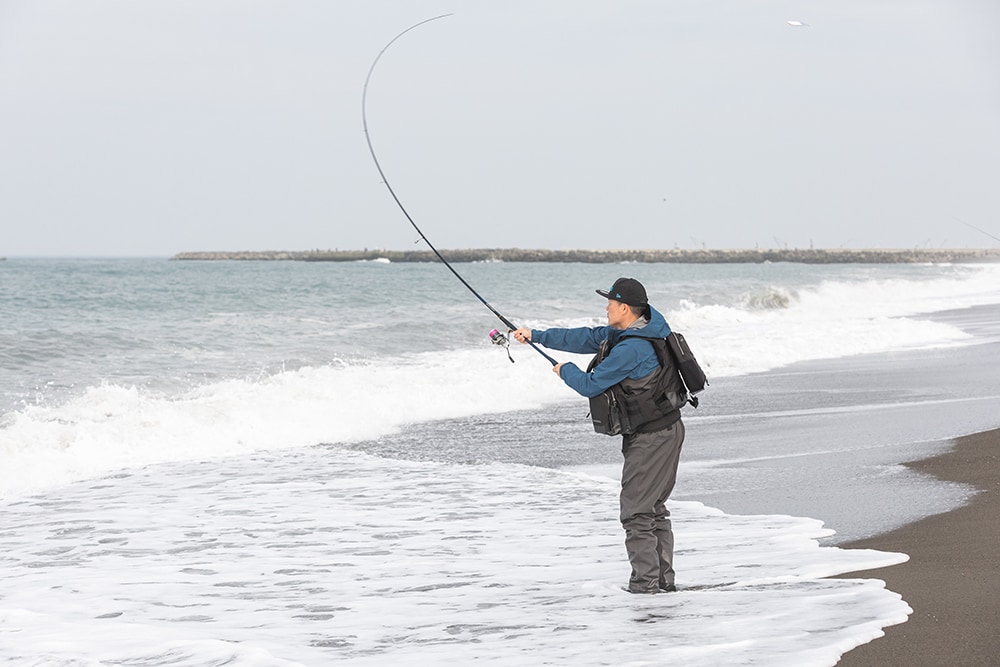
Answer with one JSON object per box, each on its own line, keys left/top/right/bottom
{"left": 172, "top": 248, "right": 1000, "bottom": 264}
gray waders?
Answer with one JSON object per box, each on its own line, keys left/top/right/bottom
{"left": 619, "top": 419, "right": 685, "bottom": 593}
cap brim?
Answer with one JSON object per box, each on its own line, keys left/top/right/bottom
{"left": 596, "top": 289, "right": 613, "bottom": 299}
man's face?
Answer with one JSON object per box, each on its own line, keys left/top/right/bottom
{"left": 606, "top": 299, "right": 631, "bottom": 329}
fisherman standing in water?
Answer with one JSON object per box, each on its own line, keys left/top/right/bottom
{"left": 512, "top": 278, "right": 686, "bottom": 594}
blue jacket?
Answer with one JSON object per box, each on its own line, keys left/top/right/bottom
{"left": 532, "top": 306, "right": 672, "bottom": 398}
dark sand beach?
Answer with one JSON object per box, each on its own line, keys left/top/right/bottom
{"left": 836, "top": 427, "right": 1000, "bottom": 666}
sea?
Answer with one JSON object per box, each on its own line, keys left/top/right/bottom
{"left": 2, "top": 257, "right": 1000, "bottom": 666}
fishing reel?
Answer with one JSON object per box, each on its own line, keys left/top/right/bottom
{"left": 489, "top": 328, "right": 515, "bottom": 363}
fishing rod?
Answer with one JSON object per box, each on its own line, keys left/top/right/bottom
{"left": 362, "top": 15, "right": 557, "bottom": 366}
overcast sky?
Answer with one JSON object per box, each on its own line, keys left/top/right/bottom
{"left": 1, "top": 0, "right": 998, "bottom": 257}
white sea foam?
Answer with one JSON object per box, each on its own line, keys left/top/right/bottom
{"left": 671, "top": 297, "right": 972, "bottom": 378}
{"left": 0, "top": 447, "right": 910, "bottom": 666}
{"left": 660, "top": 265, "right": 1000, "bottom": 376}
{"left": 0, "top": 349, "right": 582, "bottom": 498}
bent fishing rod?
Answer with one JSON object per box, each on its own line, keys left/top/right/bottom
{"left": 362, "top": 15, "right": 557, "bottom": 366}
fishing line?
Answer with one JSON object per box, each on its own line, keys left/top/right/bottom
{"left": 955, "top": 216, "right": 1000, "bottom": 244}
{"left": 362, "top": 15, "right": 557, "bottom": 366}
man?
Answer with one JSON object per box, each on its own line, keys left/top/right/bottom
{"left": 512, "top": 277, "right": 686, "bottom": 594}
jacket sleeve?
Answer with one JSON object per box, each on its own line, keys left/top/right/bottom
{"left": 532, "top": 326, "right": 613, "bottom": 355}
{"left": 557, "top": 339, "right": 646, "bottom": 398}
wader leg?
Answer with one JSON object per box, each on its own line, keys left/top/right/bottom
{"left": 620, "top": 420, "right": 685, "bottom": 593}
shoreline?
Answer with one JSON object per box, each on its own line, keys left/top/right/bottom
{"left": 835, "top": 427, "right": 1000, "bottom": 665}
{"left": 170, "top": 247, "right": 1000, "bottom": 264}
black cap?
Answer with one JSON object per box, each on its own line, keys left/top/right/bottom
{"left": 596, "top": 277, "right": 648, "bottom": 307}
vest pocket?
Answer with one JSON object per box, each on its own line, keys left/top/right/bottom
{"left": 589, "top": 389, "right": 628, "bottom": 436}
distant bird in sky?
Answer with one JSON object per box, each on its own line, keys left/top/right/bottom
{"left": 787, "top": 20, "right": 810, "bottom": 27}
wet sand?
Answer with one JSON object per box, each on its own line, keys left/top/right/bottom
{"left": 836, "top": 428, "right": 1000, "bottom": 666}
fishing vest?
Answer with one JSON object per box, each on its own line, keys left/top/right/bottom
{"left": 586, "top": 336, "right": 686, "bottom": 436}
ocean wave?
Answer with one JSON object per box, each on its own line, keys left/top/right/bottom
{"left": 738, "top": 286, "right": 798, "bottom": 310}
{"left": 0, "top": 348, "right": 582, "bottom": 499}
{"left": 3, "top": 262, "right": 998, "bottom": 498}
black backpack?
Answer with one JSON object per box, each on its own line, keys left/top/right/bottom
{"left": 665, "top": 331, "right": 708, "bottom": 407}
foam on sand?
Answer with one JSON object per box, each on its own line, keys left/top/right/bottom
{"left": 0, "top": 447, "right": 909, "bottom": 666}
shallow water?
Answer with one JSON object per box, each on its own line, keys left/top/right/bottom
{"left": 0, "top": 447, "right": 908, "bottom": 666}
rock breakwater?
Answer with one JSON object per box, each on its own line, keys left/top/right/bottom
{"left": 172, "top": 248, "right": 1000, "bottom": 264}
